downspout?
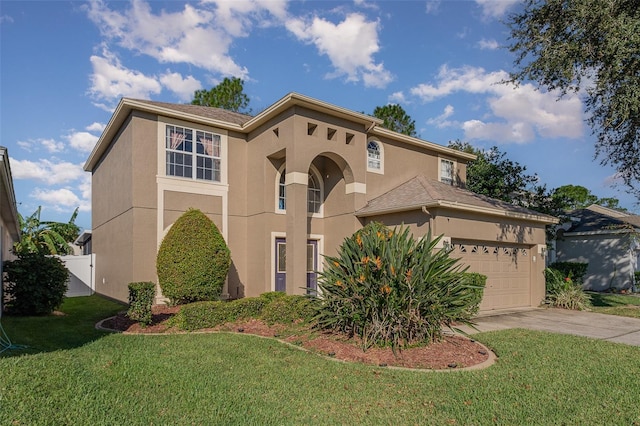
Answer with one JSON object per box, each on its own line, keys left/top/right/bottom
{"left": 422, "top": 206, "right": 434, "bottom": 233}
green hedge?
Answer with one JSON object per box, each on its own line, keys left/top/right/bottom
{"left": 548, "top": 262, "right": 589, "bottom": 284}
{"left": 172, "top": 293, "right": 313, "bottom": 331}
{"left": 127, "top": 282, "right": 156, "bottom": 326}
{"left": 461, "top": 272, "right": 487, "bottom": 318}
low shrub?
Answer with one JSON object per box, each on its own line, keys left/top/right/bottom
{"left": 314, "top": 222, "right": 481, "bottom": 351}
{"left": 127, "top": 282, "right": 156, "bottom": 326}
{"left": 3, "top": 253, "right": 69, "bottom": 315}
{"left": 260, "top": 295, "right": 314, "bottom": 325}
{"left": 545, "top": 268, "right": 591, "bottom": 310}
{"left": 548, "top": 262, "right": 589, "bottom": 284}
{"left": 172, "top": 293, "right": 312, "bottom": 331}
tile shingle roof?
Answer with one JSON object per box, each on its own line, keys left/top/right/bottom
{"left": 356, "top": 175, "right": 555, "bottom": 222}
{"left": 131, "top": 99, "right": 253, "bottom": 126}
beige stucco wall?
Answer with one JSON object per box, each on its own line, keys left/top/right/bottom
{"left": 92, "top": 111, "right": 160, "bottom": 301}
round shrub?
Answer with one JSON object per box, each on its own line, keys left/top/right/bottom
{"left": 156, "top": 209, "right": 231, "bottom": 304}
{"left": 315, "top": 222, "right": 481, "bottom": 351}
{"left": 3, "top": 253, "right": 69, "bottom": 315}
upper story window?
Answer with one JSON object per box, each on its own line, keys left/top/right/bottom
{"left": 367, "top": 141, "right": 381, "bottom": 170}
{"left": 166, "top": 125, "right": 221, "bottom": 182}
{"left": 277, "top": 168, "right": 323, "bottom": 215}
{"left": 440, "top": 159, "right": 454, "bottom": 185}
{"left": 366, "top": 139, "right": 384, "bottom": 174}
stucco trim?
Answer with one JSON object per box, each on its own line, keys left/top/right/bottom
{"left": 345, "top": 182, "right": 367, "bottom": 194}
{"left": 285, "top": 171, "right": 308, "bottom": 186}
{"left": 369, "top": 127, "right": 476, "bottom": 162}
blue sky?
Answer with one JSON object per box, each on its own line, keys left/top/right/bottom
{"left": 1, "top": 0, "right": 637, "bottom": 231}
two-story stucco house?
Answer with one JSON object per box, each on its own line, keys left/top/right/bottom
{"left": 84, "top": 93, "right": 556, "bottom": 311}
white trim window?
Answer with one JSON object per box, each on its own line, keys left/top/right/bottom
{"left": 367, "top": 141, "right": 382, "bottom": 171}
{"left": 440, "top": 158, "right": 454, "bottom": 185}
{"left": 166, "top": 125, "right": 221, "bottom": 182}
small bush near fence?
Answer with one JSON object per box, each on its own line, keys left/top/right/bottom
{"left": 127, "top": 282, "right": 156, "bottom": 326}
{"left": 171, "top": 292, "right": 313, "bottom": 331}
{"left": 3, "top": 253, "right": 69, "bottom": 315}
{"left": 545, "top": 268, "right": 591, "bottom": 310}
{"left": 548, "top": 262, "right": 589, "bottom": 284}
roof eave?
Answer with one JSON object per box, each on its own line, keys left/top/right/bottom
{"left": 357, "top": 199, "right": 558, "bottom": 224}
{"left": 242, "top": 92, "right": 382, "bottom": 133}
{"left": 369, "top": 127, "right": 477, "bottom": 162}
{"left": 84, "top": 98, "right": 245, "bottom": 172}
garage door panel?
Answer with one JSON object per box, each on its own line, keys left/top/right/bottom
{"left": 452, "top": 240, "right": 531, "bottom": 310}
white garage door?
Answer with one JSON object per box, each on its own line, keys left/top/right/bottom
{"left": 451, "top": 240, "right": 532, "bottom": 310}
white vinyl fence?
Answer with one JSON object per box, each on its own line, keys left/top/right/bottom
{"left": 58, "top": 254, "right": 95, "bottom": 297}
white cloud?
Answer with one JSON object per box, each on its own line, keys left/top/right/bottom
{"left": 425, "top": 1, "right": 441, "bottom": 15}
{"left": 67, "top": 131, "right": 99, "bottom": 153}
{"left": 84, "top": 0, "right": 260, "bottom": 78}
{"left": 11, "top": 159, "right": 85, "bottom": 185}
{"left": 478, "top": 38, "right": 499, "bottom": 50}
{"left": 286, "top": 13, "right": 393, "bottom": 88}
{"left": 160, "top": 72, "right": 203, "bottom": 101}
{"left": 410, "top": 65, "right": 584, "bottom": 143}
{"left": 388, "top": 91, "right": 407, "bottom": 104}
{"left": 31, "top": 188, "right": 90, "bottom": 212}
{"left": 89, "top": 46, "right": 162, "bottom": 102}
{"left": 17, "top": 138, "right": 65, "bottom": 153}
{"left": 475, "top": 0, "right": 519, "bottom": 19}
{"left": 1, "top": 14, "right": 14, "bottom": 24}
{"left": 427, "top": 105, "right": 456, "bottom": 129}
{"left": 86, "top": 122, "right": 106, "bottom": 133}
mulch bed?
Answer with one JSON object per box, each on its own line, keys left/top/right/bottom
{"left": 100, "top": 305, "right": 492, "bottom": 370}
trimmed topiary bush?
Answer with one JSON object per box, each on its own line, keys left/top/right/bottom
{"left": 461, "top": 272, "right": 487, "bottom": 318}
{"left": 127, "top": 282, "right": 156, "bottom": 326}
{"left": 3, "top": 253, "right": 69, "bottom": 315}
{"left": 314, "top": 222, "right": 482, "bottom": 351}
{"left": 156, "top": 208, "right": 231, "bottom": 305}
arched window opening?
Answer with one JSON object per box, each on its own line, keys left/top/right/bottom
{"left": 367, "top": 141, "right": 381, "bottom": 170}
{"left": 277, "top": 168, "right": 323, "bottom": 214}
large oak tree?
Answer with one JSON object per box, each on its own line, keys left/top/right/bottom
{"left": 505, "top": 0, "right": 640, "bottom": 194}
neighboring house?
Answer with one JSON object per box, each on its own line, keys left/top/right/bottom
{"left": 0, "top": 147, "right": 21, "bottom": 304}
{"left": 555, "top": 204, "right": 640, "bottom": 291}
{"left": 84, "top": 93, "right": 556, "bottom": 311}
{"left": 74, "top": 230, "right": 92, "bottom": 255}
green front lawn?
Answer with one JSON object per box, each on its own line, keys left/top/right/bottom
{"left": 1, "top": 295, "right": 125, "bottom": 355}
{"left": 1, "top": 296, "right": 639, "bottom": 425}
{"left": 588, "top": 292, "right": 640, "bottom": 318}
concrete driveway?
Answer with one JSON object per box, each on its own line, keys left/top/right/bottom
{"left": 457, "top": 308, "right": 640, "bottom": 347}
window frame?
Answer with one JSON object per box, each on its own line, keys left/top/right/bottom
{"left": 366, "top": 139, "right": 384, "bottom": 174}
{"left": 276, "top": 165, "right": 324, "bottom": 217}
{"left": 439, "top": 158, "right": 455, "bottom": 185}
{"left": 165, "top": 124, "right": 222, "bottom": 183}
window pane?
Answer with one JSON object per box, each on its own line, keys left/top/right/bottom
{"left": 307, "top": 244, "right": 315, "bottom": 272}
{"left": 277, "top": 243, "right": 286, "bottom": 272}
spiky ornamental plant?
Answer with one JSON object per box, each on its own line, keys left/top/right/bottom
{"left": 156, "top": 209, "right": 231, "bottom": 305}
{"left": 315, "top": 222, "right": 482, "bottom": 352}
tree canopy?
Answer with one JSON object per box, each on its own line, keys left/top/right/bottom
{"left": 551, "top": 184, "right": 625, "bottom": 212}
{"left": 505, "top": 0, "right": 640, "bottom": 194}
{"left": 14, "top": 206, "right": 80, "bottom": 256}
{"left": 372, "top": 104, "right": 417, "bottom": 137}
{"left": 191, "top": 77, "right": 251, "bottom": 113}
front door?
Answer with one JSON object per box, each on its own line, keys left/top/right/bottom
{"left": 274, "top": 238, "right": 318, "bottom": 293}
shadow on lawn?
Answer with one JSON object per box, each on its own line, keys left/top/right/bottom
{"left": 0, "top": 295, "right": 126, "bottom": 358}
